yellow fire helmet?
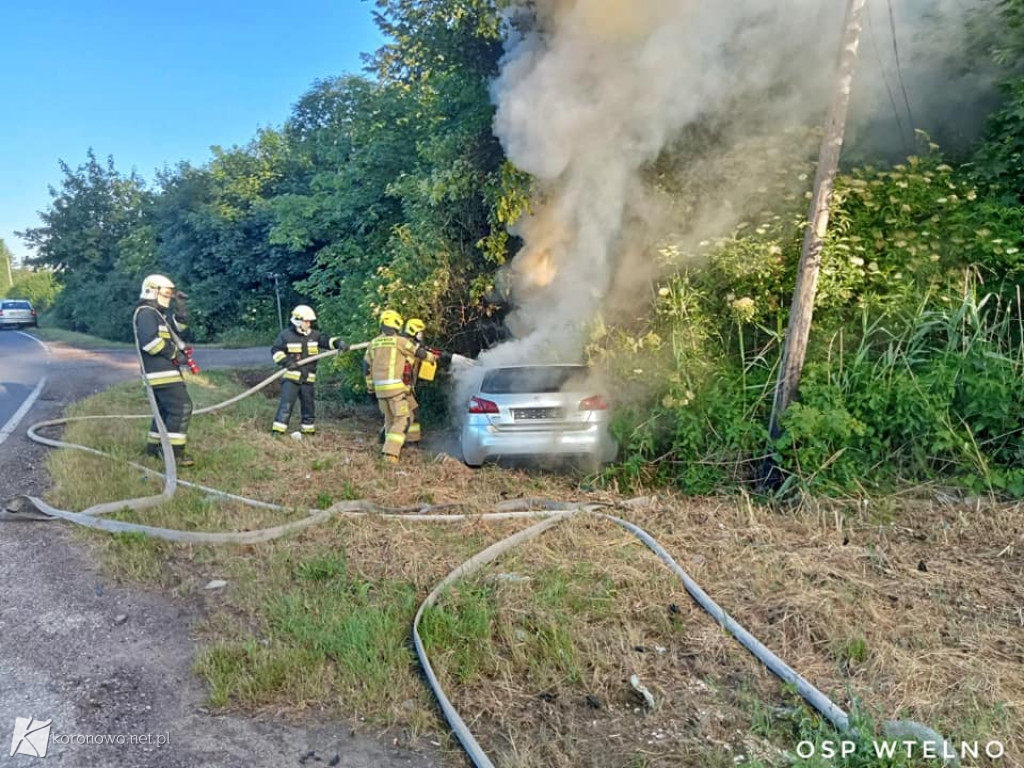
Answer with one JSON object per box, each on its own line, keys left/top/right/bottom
{"left": 379, "top": 309, "right": 403, "bottom": 331}
{"left": 403, "top": 318, "right": 426, "bottom": 338}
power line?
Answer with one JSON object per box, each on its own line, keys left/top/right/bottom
{"left": 886, "top": 0, "right": 917, "bottom": 134}
{"left": 866, "top": 0, "right": 910, "bottom": 153}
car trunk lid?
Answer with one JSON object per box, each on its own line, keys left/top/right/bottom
{"left": 0, "top": 302, "right": 33, "bottom": 321}
{"left": 473, "top": 366, "right": 607, "bottom": 432}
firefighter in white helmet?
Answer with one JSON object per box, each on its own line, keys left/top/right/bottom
{"left": 134, "top": 273, "right": 195, "bottom": 466}
{"left": 270, "top": 304, "right": 348, "bottom": 436}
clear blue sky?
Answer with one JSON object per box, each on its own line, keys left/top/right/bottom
{"left": 0, "top": 0, "right": 384, "bottom": 264}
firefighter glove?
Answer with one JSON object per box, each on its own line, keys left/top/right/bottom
{"left": 331, "top": 338, "right": 349, "bottom": 352}
{"left": 286, "top": 357, "right": 302, "bottom": 371}
{"left": 173, "top": 291, "right": 189, "bottom": 319}
{"left": 440, "top": 350, "right": 453, "bottom": 366}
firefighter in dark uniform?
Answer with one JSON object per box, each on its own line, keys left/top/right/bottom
{"left": 134, "top": 274, "right": 195, "bottom": 467}
{"left": 270, "top": 305, "right": 348, "bottom": 436}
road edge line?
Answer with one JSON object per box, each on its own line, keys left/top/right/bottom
{"left": 0, "top": 377, "right": 48, "bottom": 447}
{"left": 14, "top": 331, "right": 52, "bottom": 356}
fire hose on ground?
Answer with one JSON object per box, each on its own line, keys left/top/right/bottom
{"left": 0, "top": 329, "right": 956, "bottom": 766}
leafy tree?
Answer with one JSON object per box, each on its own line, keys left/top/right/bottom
{"left": 361, "top": 0, "right": 519, "bottom": 351}
{"left": 6, "top": 270, "right": 61, "bottom": 312}
{"left": 154, "top": 129, "right": 302, "bottom": 340}
{"left": 18, "top": 150, "right": 155, "bottom": 340}
{"left": 271, "top": 1, "right": 520, "bottom": 356}
{"left": 971, "top": 0, "right": 1024, "bottom": 200}
{"left": 270, "top": 76, "right": 420, "bottom": 337}
{"left": 0, "top": 239, "right": 13, "bottom": 295}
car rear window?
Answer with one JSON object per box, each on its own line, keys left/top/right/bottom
{"left": 481, "top": 366, "right": 588, "bottom": 394}
{"left": 1, "top": 301, "right": 31, "bottom": 310}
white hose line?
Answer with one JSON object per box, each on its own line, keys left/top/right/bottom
{"left": 3, "top": 330, "right": 955, "bottom": 763}
{"left": 2, "top": 338, "right": 586, "bottom": 540}
{"left": 412, "top": 511, "right": 958, "bottom": 768}
{"left": 412, "top": 512, "right": 582, "bottom": 768}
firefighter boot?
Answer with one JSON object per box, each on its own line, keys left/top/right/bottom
{"left": 173, "top": 445, "right": 196, "bottom": 468}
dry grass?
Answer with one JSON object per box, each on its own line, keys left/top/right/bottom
{"left": 43, "top": 372, "right": 1024, "bottom": 766}
{"left": 424, "top": 499, "right": 1022, "bottom": 766}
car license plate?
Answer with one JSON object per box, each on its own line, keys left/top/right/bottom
{"left": 512, "top": 407, "right": 563, "bottom": 420}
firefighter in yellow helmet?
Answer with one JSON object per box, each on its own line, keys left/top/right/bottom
{"left": 363, "top": 309, "right": 438, "bottom": 463}
{"left": 400, "top": 317, "right": 452, "bottom": 446}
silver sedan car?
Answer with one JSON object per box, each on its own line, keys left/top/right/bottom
{"left": 459, "top": 364, "right": 617, "bottom": 469}
{"left": 0, "top": 300, "right": 37, "bottom": 329}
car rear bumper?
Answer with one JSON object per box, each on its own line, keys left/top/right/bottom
{"left": 460, "top": 419, "right": 617, "bottom": 466}
{"left": 0, "top": 317, "right": 35, "bottom": 328}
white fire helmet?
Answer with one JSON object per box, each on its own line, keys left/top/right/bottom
{"left": 290, "top": 305, "right": 317, "bottom": 333}
{"left": 140, "top": 274, "right": 176, "bottom": 307}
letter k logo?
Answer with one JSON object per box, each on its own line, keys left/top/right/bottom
{"left": 11, "top": 717, "right": 52, "bottom": 758}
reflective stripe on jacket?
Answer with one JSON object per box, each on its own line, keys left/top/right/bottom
{"left": 270, "top": 327, "right": 343, "bottom": 384}
{"left": 134, "top": 302, "right": 188, "bottom": 387}
{"left": 365, "top": 333, "right": 435, "bottom": 399}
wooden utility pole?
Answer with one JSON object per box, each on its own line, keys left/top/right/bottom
{"left": 767, "top": 0, "right": 868, "bottom": 443}
{"left": 1, "top": 240, "right": 13, "bottom": 293}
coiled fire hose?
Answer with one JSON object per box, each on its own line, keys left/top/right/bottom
{"left": 0, "top": 327, "right": 956, "bottom": 766}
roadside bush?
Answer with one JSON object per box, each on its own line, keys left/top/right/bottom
{"left": 48, "top": 272, "right": 138, "bottom": 342}
{"left": 599, "top": 150, "right": 1024, "bottom": 498}
{"left": 3, "top": 269, "right": 61, "bottom": 312}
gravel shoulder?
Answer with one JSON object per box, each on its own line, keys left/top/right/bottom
{"left": 0, "top": 340, "right": 439, "bottom": 768}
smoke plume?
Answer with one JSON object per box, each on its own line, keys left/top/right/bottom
{"left": 455, "top": 0, "right": 997, "bottom": 407}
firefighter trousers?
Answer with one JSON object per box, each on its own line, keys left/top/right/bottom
{"left": 146, "top": 382, "right": 193, "bottom": 455}
{"left": 273, "top": 381, "right": 316, "bottom": 434}
{"left": 406, "top": 390, "right": 421, "bottom": 443}
{"left": 378, "top": 393, "right": 411, "bottom": 458}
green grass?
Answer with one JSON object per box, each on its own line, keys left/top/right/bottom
{"left": 28, "top": 321, "right": 237, "bottom": 350}
{"left": 41, "top": 373, "right": 1019, "bottom": 766}
{"left": 194, "top": 642, "right": 331, "bottom": 709}
{"left": 214, "top": 326, "right": 276, "bottom": 348}
{"left": 836, "top": 635, "right": 870, "bottom": 666}
{"left": 749, "top": 698, "right": 933, "bottom": 768}
{"left": 190, "top": 539, "right": 438, "bottom": 721}
{"left": 43, "top": 372, "right": 571, "bottom": 737}
{"left": 420, "top": 585, "right": 501, "bottom": 684}
{"left": 29, "top": 325, "right": 133, "bottom": 348}
{"left": 104, "top": 532, "right": 175, "bottom": 585}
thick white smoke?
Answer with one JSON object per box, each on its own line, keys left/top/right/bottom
{"left": 482, "top": 0, "right": 836, "bottom": 368}
{"left": 453, "top": 0, "right": 996, "bottom": 408}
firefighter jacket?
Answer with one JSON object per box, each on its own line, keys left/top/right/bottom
{"left": 134, "top": 300, "right": 189, "bottom": 388}
{"left": 363, "top": 331, "right": 436, "bottom": 399}
{"left": 404, "top": 342, "right": 449, "bottom": 390}
{"left": 271, "top": 327, "right": 346, "bottom": 384}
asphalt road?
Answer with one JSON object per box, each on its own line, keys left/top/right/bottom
{"left": 0, "top": 334, "right": 438, "bottom": 768}
{"left": 0, "top": 330, "right": 51, "bottom": 439}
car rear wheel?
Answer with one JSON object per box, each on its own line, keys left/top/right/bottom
{"left": 574, "top": 455, "right": 601, "bottom": 474}
{"left": 458, "top": 434, "right": 482, "bottom": 468}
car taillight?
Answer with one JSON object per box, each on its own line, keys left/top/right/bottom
{"left": 468, "top": 396, "right": 499, "bottom": 414}
{"left": 579, "top": 395, "right": 609, "bottom": 411}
